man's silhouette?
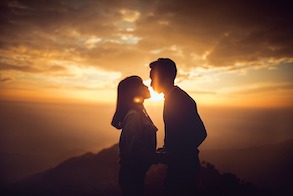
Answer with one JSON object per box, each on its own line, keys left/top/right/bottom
{"left": 149, "top": 58, "right": 207, "bottom": 196}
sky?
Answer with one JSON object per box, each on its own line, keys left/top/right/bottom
{"left": 0, "top": 0, "right": 292, "bottom": 107}
{"left": 0, "top": 0, "right": 293, "bottom": 187}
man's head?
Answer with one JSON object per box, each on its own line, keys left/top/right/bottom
{"left": 149, "top": 58, "right": 177, "bottom": 93}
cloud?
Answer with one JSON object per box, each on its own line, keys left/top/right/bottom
{"left": 0, "top": 0, "right": 292, "bottom": 104}
{"left": 0, "top": 61, "right": 68, "bottom": 74}
{"left": 135, "top": 0, "right": 293, "bottom": 68}
{"left": 229, "top": 82, "right": 293, "bottom": 95}
{"left": 1, "top": 0, "right": 292, "bottom": 73}
{"left": 0, "top": 62, "right": 40, "bottom": 73}
{"left": 0, "top": 0, "right": 151, "bottom": 79}
{"left": 0, "top": 76, "right": 13, "bottom": 83}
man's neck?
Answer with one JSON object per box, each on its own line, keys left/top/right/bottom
{"left": 163, "top": 84, "right": 175, "bottom": 98}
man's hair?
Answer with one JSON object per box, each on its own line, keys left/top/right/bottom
{"left": 149, "top": 58, "right": 177, "bottom": 81}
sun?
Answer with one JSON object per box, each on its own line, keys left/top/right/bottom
{"left": 143, "top": 80, "right": 164, "bottom": 101}
{"left": 148, "top": 86, "right": 164, "bottom": 101}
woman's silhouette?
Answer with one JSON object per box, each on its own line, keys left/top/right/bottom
{"left": 112, "top": 76, "right": 157, "bottom": 196}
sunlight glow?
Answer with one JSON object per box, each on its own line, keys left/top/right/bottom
{"left": 148, "top": 87, "right": 164, "bottom": 101}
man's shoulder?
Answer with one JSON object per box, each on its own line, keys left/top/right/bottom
{"left": 172, "top": 86, "right": 195, "bottom": 102}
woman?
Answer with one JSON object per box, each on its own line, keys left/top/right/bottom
{"left": 111, "top": 76, "right": 157, "bottom": 196}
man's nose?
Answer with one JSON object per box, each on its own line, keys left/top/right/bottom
{"left": 150, "top": 81, "right": 153, "bottom": 87}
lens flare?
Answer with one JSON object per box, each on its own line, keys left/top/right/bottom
{"left": 148, "top": 87, "right": 164, "bottom": 101}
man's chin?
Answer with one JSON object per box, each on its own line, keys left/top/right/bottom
{"left": 154, "top": 90, "right": 162, "bottom": 94}
{"left": 152, "top": 87, "right": 160, "bottom": 93}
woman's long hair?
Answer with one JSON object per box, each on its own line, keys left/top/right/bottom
{"left": 111, "top": 76, "right": 143, "bottom": 129}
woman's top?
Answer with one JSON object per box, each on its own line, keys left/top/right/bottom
{"left": 119, "top": 105, "right": 157, "bottom": 167}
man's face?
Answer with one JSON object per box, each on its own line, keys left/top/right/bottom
{"left": 150, "top": 69, "right": 163, "bottom": 93}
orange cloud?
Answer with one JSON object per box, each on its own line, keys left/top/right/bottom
{"left": 0, "top": 0, "right": 292, "bottom": 106}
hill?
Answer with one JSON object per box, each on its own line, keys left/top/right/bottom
{"left": 200, "top": 139, "right": 293, "bottom": 189}
{"left": 2, "top": 140, "right": 293, "bottom": 196}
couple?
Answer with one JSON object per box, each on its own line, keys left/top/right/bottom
{"left": 111, "top": 58, "right": 207, "bottom": 196}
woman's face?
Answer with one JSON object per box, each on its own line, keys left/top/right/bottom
{"left": 132, "top": 82, "right": 150, "bottom": 103}
{"left": 138, "top": 82, "right": 151, "bottom": 99}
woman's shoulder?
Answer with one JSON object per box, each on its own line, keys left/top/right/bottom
{"left": 122, "top": 109, "right": 145, "bottom": 130}
{"left": 126, "top": 109, "right": 138, "bottom": 116}
{"left": 124, "top": 109, "right": 143, "bottom": 122}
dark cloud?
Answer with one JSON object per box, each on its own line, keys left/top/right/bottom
{"left": 0, "top": 0, "right": 292, "bottom": 75}
{"left": 47, "top": 65, "right": 67, "bottom": 72}
{"left": 0, "top": 77, "right": 13, "bottom": 83}
{"left": 136, "top": 0, "right": 293, "bottom": 67}
{"left": 232, "top": 83, "right": 293, "bottom": 95}
{"left": 0, "top": 63, "right": 41, "bottom": 73}
{"left": 0, "top": 62, "right": 67, "bottom": 74}
{"left": 0, "top": 0, "right": 151, "bottom": 77}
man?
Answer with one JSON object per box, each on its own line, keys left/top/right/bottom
{"left": 149, "top": 58, "right": 207, "bottom": 196}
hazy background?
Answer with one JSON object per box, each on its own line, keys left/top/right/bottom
{"left": 0, "top": 0, "right": 292, "bottom": 189}
{"left": 1, "top": 100, "right": 292, "bottom": 187}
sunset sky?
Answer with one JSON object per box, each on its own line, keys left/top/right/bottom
{"left": 0, "top": 0, "right": 292, "bottom": 107}
{"left": 0, "top": 1, "right": 293, "bottom": 187}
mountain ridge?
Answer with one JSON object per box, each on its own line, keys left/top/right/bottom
{"left": 2, "top": 140, "right": 293, "bottom": 195}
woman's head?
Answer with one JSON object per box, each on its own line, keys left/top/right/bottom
{"left": 111, "top": 76, "right": 150, "bottom": 129}
{"left": 118, "top": 76, "right": 150, "bottom": 103}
